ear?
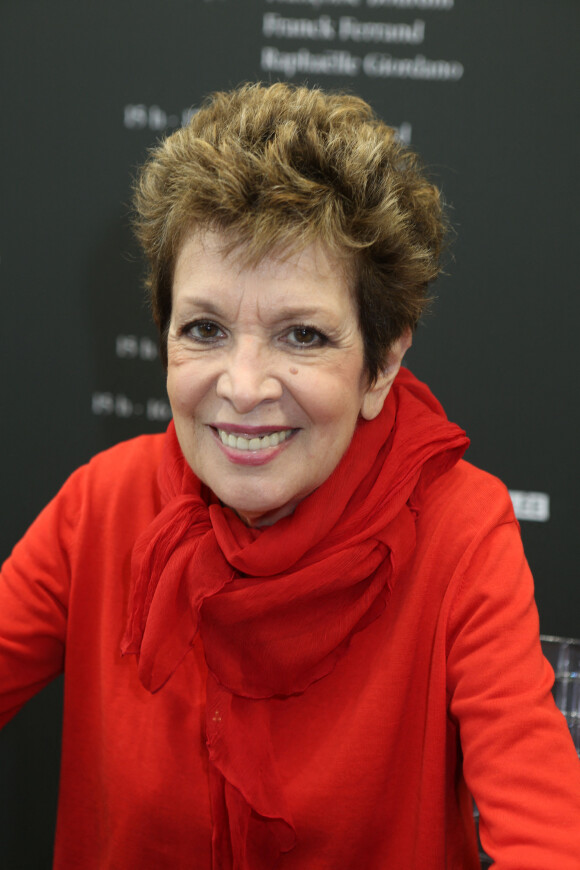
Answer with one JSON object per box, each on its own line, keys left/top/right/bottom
{"left": 360, "top": 328, "right": 412, "bottom": 421}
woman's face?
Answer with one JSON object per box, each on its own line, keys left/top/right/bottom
{"left": 167, "top": 230, "right": 407, "bottom": 527}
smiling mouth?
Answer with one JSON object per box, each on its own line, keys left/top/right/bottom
{"left": 215, "top": 428, "right": 295, "bottom": 451}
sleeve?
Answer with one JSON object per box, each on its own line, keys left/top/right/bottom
{"left": 0, "top": 468, "right": 84, "bottom": 728}
{"left": 446, "top": 520, "right": 580, "bottom": 870}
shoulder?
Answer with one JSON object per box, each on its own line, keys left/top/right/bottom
{"left": 85, "top": 432, "right": 165, "bottom": 470}
{"left": 44, "top": 433, "right": 166, "bottom": 529}
{"left": 419, "top": 459, "right": 516, "bottom": 534}
{"left": 410, "top": 459, "right": 521, "bottom": 590}
{"left": 68, "top": 433, "right": 165, "bottom": 485}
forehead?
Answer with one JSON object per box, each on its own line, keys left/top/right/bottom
{"left": 172, "top": 229, "right": 355, "bottom": 312}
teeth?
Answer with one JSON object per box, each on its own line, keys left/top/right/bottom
{"left": 218, "top": 429, "right": 293, "bottom": 450}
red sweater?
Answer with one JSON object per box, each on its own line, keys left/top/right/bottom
{"left": 1, "top": 434, "right": 579, "bottom": 869}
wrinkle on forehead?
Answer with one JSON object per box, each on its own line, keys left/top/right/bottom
{"left": 177, "top": 226, "right": 356, "bottom": 293}
{"left": 171, "top": 229, "right": 362, "bottom": 346}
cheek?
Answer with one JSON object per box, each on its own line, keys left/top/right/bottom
{"left": 292, "top": 367, "right": 365, "bottom": 427}
{"left": 166, "top": 367, "right": 184, "bottom": 409}
{"left": 166, "top": 362, "right": 209, "bottom": 413}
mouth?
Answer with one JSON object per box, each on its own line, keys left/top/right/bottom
{"left": 214, "top": 427, "right": 295, "bottom": 451}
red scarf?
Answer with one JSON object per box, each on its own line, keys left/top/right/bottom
{"left": 122, "top": 368, "right": 469, "bottom": 869}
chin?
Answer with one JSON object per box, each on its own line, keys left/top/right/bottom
{"left": 226, "top": 497, "right": 298, "bottom": 528}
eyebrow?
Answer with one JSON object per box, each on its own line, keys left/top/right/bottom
{"left": 172, "top": 297, "right": 225, "bottom": 317}
{"left": 173, "top": 296, "right": 338, "bottom": 322}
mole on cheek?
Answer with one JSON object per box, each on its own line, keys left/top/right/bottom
{"left": 289, "top": 367, "right": 299, "bottom": 375}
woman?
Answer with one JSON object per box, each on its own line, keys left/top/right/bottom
{"left": 1, "top": 83, "right": 579, "bottom": 869}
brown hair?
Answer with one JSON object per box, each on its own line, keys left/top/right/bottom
{"left": 133, "top": 82, "right": 446, "bottom": 380}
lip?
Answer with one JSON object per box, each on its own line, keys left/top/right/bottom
{"left": 211, "top": 423, "right": 293, "bottom": 435}
{"left": 209, "top": 425, "right": 297, "bottom": 466}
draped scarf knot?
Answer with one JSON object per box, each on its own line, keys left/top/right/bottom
{"left": 121, "top": 368, "right": 469, "bottom": 869}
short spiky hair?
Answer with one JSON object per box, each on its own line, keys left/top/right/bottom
{"left": 133, "top": 82, "right": 446, "bottom": 380}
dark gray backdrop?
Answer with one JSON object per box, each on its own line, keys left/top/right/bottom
{"left": 1, "top": 0, "right": 578, "bottom": 864}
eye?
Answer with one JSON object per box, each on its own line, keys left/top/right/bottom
{"left": 184, "top": 320, "right": 226, "bottom": 342}
{"left": 284, "top": 325, "right": 328, "bottom": 347}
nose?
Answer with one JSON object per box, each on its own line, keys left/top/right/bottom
{"left": 215, "top": 338, "right": 283, "bottom": 413}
